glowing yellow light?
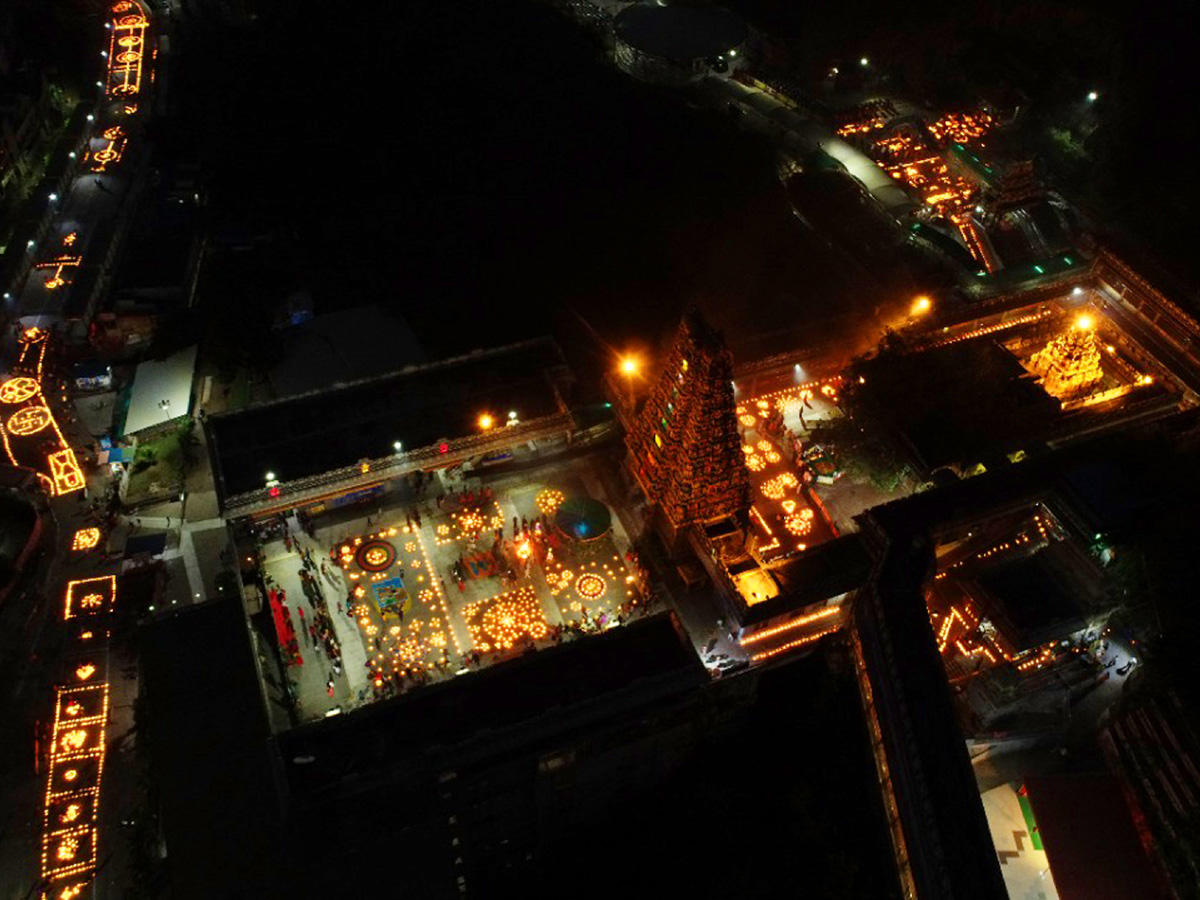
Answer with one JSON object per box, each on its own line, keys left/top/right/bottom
{"left": 49, "top": 448, "right": 86, "bottom": 495}
{"left": 7, "top": 405, "right": 53, "bottom": 435}
{"left": 478, "top": 413, "right": 494, "bottom": 430}
{"left": 0, "top": 376, "right": 40, "bottom": 404}
{"left": 464, "top": 586, "right": 548, "bottom": 651}
{"left": 911, "top": 295, "right": 932, "bottom": 315}
{"left": 56, "top": 837, "right": 79, "bottom": 861}
{"left": 35, "top": 255, "right": 82, "bottom": 290}
{"left": 535, "top": 488, "right": 565, "bottom": 516}
{"left": 75, "top": 664, "right": 96, "bottom": 682}
{"left": 576, "top": 573, "right": 606, "bottom": 600}
{"left": 71, "top": 528, "right": 101, "bottom": 551}
{"left": 620, "top": 357, "right": 639, "bottom": 375}
{"left": 761, "top": 472, "right": 798, "bottom": 500}
{"left": 65, "top": 576, "right": 116, "bottom": 619}
{"left": 59, "top": 729, "right": 88, "bottom": 752}
{"left": 1074, "top": 314, "right": 1094, "bottom": 330}
{"left": 106, "top": 1, "right": 149, "bottom": 99}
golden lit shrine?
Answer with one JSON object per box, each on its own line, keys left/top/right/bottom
{"left": 1028, "top": 321, "right": 1103, "bottom": 398}
{"left": 625, "top": 309, "right": 750, "bottom": 541}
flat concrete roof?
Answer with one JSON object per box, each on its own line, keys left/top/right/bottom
{"left": 123, "top": 344, "right": 197, "bottom": 436}
{"left": 207, "top": 338, "right": 567, "bottom": 499}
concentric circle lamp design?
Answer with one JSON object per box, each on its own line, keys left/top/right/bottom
{"left": 355, "top": 540, "right": 397, "bottom": 573}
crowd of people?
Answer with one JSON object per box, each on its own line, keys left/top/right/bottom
{"left": 251, "top": 480, "right": 662, "bottom": 715}
{"left": 363, "top": 590, "right": 658, "bottom": 703}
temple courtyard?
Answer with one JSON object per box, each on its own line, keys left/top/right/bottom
{"left": 257, "top": 455, "right": 650, "bottom": 721}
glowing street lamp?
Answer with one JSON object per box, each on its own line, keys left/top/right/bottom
{"left": 1074, "top": 313, "right": 1095, "bottom": 331}
{"left": 619, "top": 356, "right": 639, "bottom": 408}
{"left": 1086, "top": 90, "right": 1099, "bottom": 102}
{"left": 860, "top": 56, "right": 869, "bottom": 67}
{"left": 911, "top": 295, "right": 932, "bottom": 316}
{"left": 478, "top": 413, "right": 494, "bottom": 431}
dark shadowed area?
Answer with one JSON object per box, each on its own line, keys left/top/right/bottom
{"left": 165, "top": 0, "right": 888, "bottom": 388}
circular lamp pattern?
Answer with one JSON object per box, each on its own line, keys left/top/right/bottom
{"left": 0, "top": 377, "right": 39, "bottom": 404}
{"left": 575, "top": 573, "right": 606, "bottom": 600}
{"left": 355, "top": 539, "right": 397, "bottom": 572}
{"left": 7, "top": 405, "right": 52, "bottom": 436}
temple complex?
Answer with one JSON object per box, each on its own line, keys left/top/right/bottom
{"left": 625, "top": 310, "right": 750, "bottom": 544}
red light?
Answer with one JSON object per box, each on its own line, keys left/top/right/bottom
{"left": 439, "top": 442, "right": 449, "bottom": 454}
{"left": 268, "top": 486, "right": 280, "bottom": 498}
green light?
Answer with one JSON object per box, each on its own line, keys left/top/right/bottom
{"left": 1032, "top": 264, "right": 1045, "bottom": 274}
{"left": 1063, "top": 256, "right": 1074, "bottom": 265}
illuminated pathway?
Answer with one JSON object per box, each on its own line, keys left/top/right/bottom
{"left": 0, "top": 5, "right": 155, "bottom": 896}
{"left": 39, "top": 576, "right": 120, "bottom": 897}
{"left": 13, "top": 0, "right": 153, "bottom": 322}
{"left": 0, "top": 328, "right": 86, "bottom": 496}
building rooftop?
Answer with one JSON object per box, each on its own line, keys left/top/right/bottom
{"left": 740, "top": 532, "right": 873, "bottom": 626}
{"left": 267, "top": 303, "right": 425, "bottom": 399}
{"left": 139, "top": 597, "right": 284, "bottom": 900}
{"left": 207, "top": 337, "right": 568, "bottom": 499}
{"left": 121, "top": 344, "right": 197, "bottom": 436}
{"left": 973, "top": 542, "right": 1091, "bottom": 650}
{"left": 279, "top": 613, "right": 705, "bottom": 795}
{"left": 1025, "top": 774, "right": 1168, "bottom": 900}
{"left": 614, "top": 4, "right": 746, "bottom": 61}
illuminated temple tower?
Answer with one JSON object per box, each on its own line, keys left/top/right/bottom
{"left": 626, "top": 310, "right": 750, "bottom": 544}
{"left": 1028, "top": 325, "right": 1103, "bottom": 398}
{"left": 990, "top": 160, "right": 1043, "bottom": 212}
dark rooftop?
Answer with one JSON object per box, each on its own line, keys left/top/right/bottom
{"left": 207, "top": 337, "right": 568, "bottom": 499}
{"left": 854, "top": 522, "right": 1010, "bottom": 900}
{"left": 974, "top": 543, "right": 1090, "bottom": 650}
{"left": 279, "top": 612, "right": 705, "bottom": 795}
{"left": 268, "top": 303, "right": 425, "bottom": 399}
{"left": 1026, "top": 774, "right": 1168, "bottom": 900}
{"left": 614, "top": 3, "right": 747, "bottom": 61}
{"left": 139, "top": 597, "right": 284, "bottom": 900}
{"left": 899, "top": 339, "right": 1059, "bottom": 470}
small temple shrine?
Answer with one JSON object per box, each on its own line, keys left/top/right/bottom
{"left": 1027, "top": 322, "right": 1103, "bottom": 399}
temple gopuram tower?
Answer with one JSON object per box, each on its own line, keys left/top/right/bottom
{"left": 625, "top": 309, "right": 750, "bottom": 547}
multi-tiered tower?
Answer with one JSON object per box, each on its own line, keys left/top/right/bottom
{"left": 626, "top": 310, "right": 750, "bottom": 544}
{"left": 1028, "top": 326, "right": 1103, "bottom": 399}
